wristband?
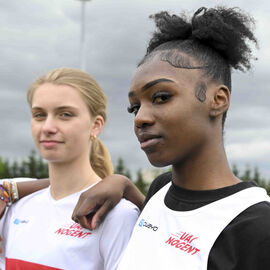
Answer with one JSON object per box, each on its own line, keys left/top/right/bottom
{"left": 10, "top": 181, "right": 19, "bottom": 203}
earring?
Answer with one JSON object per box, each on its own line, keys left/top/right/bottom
{"left": 90, "top": 134, "right": 97, "bottom": 141}
{"left": 210, "top": 110, "right": 218, "bottom": 118}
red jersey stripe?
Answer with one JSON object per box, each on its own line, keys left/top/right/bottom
{"left": 6, "top": 258, "right": 62, "bottom": 270}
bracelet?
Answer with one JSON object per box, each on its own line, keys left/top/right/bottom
{"left": 0, "top": 184, "right": 11, "bottom": 205}
{"left": 2, "top": 180, "right": 19, "bottom": 205}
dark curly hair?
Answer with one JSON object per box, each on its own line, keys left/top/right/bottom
{"left": 139, "top": 7, "right": 258, "bottom": 126}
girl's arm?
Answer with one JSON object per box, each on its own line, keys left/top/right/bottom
{"left": 0, "top": 179, "right": 50, "bottom": 218}
{"left": 72, "top": 174, "right": 145, "bottom": 230}
{"left": 16, "top": 179, "right": 50, "bottom": 198}
{"left": 0, "top": 176, "right": 145, "bottom": 231}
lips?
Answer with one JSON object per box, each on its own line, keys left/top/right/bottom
{"left": 40, "top": 140, "right": 64, "bottom": 148}
{"left": 137, "top": 132, "right": 162, "bottom": 150}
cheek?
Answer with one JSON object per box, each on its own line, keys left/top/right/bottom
{"left": 31, "top": 122, "right": 40, "bottom": 140}
{"left": 162, "top": 108, "right": 206, "bottom": 143}
{"left": 70, "top": 122, "right": 92, "bottom": 141}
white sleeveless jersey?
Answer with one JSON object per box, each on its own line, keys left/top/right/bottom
{"left": 117, "top": 183, "right": 270, "bottom": 270}
{"left": 0, "top": 186, "right": 139, "bottom": 270}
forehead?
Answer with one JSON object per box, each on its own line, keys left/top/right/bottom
{"left": 32, "top": 83, "right": 86, "bottom": 108}
{"left": 129, "top": 56, "right": 202, "bottom": 94}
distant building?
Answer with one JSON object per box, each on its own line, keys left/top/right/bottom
{"left": 141, "top": 168, "right": 169, "bottom": 185}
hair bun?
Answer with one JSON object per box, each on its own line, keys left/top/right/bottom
{"left": 148, "top": 6, "right": 257, "bottom": 71}
{"left": 191, "top": 7, "right": 257, "bottom": 70}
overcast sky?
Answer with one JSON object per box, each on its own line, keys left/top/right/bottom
{"left": 0, "top": 0, "right": 269, "bottom": 180}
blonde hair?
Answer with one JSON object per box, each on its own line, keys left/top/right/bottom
{"left": 27, "top": 67, "right": 113, "bottom": 178}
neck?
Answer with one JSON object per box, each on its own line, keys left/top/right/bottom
{"left": 48, "top": 155, "right": 100, "bottom": 200}
{"left": 172, "top": 138, "right": 240, "bottom": 190}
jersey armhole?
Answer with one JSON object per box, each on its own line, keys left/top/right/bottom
{"left": 142, "top": 171, "right": 172, "bottom": 209}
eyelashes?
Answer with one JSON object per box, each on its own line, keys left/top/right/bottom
{"left": 127, "top": 104, "right": 139, "bottom": 115}
{"left": 128, "top": 91, "right": 173, "bottom": 115}
{"left": 59, "top": 112, "right": 73, "bottom": 118}
{"left": 32, "top": 112, "right": 46, "bottom": 119}
{"left": 152, "top": 92, "right": 172, "bottom": 103}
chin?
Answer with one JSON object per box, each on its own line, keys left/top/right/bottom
{"left": 146, "top": 153, "right": 172, "bottom": 168}
{"left": 41, "top": 154, "right": 61, "bottom": 163}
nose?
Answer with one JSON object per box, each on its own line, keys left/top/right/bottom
{"left": 134, "top": 104, "right": 155, "bottom": 129}
{"left": 42, "top": 116, "right": 58, "bottom": 135}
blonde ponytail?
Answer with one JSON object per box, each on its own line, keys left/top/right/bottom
{"left": 90, "top": 138, "right": 113, "bottom": 178}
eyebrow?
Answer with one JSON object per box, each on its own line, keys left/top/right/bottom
{"left": 142, "top": 78, "right": 175, "bottom": 91}
{"left": 129, "top": 78, "right": 175, "bottom": 98}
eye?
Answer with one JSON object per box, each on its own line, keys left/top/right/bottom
{"left": 59, "top": 112, "right": 73, "bottom": 118}
{"left": 127, "top": 104, "right": 140, "bottom": 115}
{"left": 32, "top": 112, "right": 46, "bottom": 120}
{"left": 152, "top": 92, "right": 172, "bottom": 104}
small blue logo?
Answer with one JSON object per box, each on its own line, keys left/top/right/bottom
{"left": 137, "top": 218, "right": 158, "bottom": 231}
{"left": 138, "top": 219, "right": 144, "bottom": 227}
{"left": 13, "top": 218, "right": 29, "bottom": 225}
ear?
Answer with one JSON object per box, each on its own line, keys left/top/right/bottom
{"left": 90, "top": 115, "right": 104, "bottom": 137}
{"left": 209, "top": 85, "right": 230, "bottom": 118}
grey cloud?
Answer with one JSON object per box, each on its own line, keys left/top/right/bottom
{"left": 1, "top": 0, "right": 270, "bottom": 180}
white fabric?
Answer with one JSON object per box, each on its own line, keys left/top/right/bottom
{"left": 0, "top": 184, "right": 139, "bottom": 270}
{"left": 117, "top": 183, "right": 270, "bottom": 270}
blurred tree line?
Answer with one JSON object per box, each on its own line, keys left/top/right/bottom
{"left": 0, "top": 152, "right": 269, "bottom": 195}
{"left": 115, "top": 158, "right": 270, "bottom": 195}
{"left": 0, "top": 150, "right": 48, "bottom": 179}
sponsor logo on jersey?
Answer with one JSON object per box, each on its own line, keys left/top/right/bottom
{"left": 54, "top": 222, "right": 92, "bottom": 239}
{"left": 165, "top": 231, "right": 200, "bottom": 255}
{"left": 138, "top": 218, "right": 158, "bottom": 231}
{"left": 13, "top": 218, "right": 29, "bottom": 225}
